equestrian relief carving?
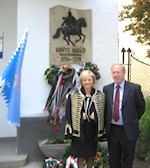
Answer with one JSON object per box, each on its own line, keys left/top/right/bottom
{"left": 53, "top": 9, "right": 87, "bottom": 46}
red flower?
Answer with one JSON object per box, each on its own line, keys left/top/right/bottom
{"left": 53, "top": 125, "right": 60, "bottom": 131}
{"left": 95, "top": 153, "right": 99, "bottom": 159}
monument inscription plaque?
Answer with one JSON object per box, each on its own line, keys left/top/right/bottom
{"left": 50, "top": 5, "right": 92, "bottom": 66}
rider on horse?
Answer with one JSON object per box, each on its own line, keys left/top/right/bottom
{"left": 61, "top": 9, "right": 77, "bottom": 33}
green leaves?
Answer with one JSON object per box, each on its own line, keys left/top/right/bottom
{"left": 136, "top": 96, "right": 150, "bottom": 160}
{"left": 41, "top": 136, "right": 68, "bottom": 145}
{"left": 119, "top": 0, "right": 150, "bottom": 46}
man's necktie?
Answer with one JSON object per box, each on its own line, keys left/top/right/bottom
{"left": 113, "top": 85, "right": 120, "bottom": 122}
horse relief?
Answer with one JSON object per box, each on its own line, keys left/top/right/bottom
{"left": 53, "top": 10, "right": 87, "bottom": 46}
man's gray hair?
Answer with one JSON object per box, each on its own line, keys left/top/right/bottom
{"left": 111, "top": 63, "right": 126, "bottom": 72}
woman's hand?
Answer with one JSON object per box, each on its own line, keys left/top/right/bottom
{"left": 90, "top": 112, "right": 95, "bottom": 120}
{"left": 82, "top": 112, "right": 86, "bottom": 120}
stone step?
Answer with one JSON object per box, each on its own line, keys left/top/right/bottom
{"left": 0, "top": 155, "right": 27, "bottom": 168}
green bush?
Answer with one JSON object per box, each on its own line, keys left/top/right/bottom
{"left": 136, "top": 96, "right": 150, "bottom": 161}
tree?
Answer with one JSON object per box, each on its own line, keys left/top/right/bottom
{"left": 119, "top": 0, "right": 150, "bottom": 57}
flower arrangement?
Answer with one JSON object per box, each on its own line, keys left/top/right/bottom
{"left": 40, "top": 136, "right": 64, "bottom": 145}
{"left": 40, "top": 136, "right": 70, "bottom": 145}
{"left": 78, "top": 62, "right": 101, "bottom": 80}
{"left": 44, "top": 64, "right": 77, "bottom": 126}
{"left": 65, "top": 156, "right": 78, "bottom": 168}
{"left": 44, "top": 62, "right": 101, "bottom": 126}
{"left": 41, "top": 137, "right": 108, "bottom": 167}
{"left": 39, "top": 136, "right": 70, "bottom": 161}
{"left": 94, "top": 143, "right": 109, "bottom": 168}
{"left": 43, "top": 157, "right": 63, "bottom": 168}
{"left": 62, "top": 143, "right": 109, "bottom": 168}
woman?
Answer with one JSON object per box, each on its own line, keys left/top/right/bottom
{"left": 65, "top": 70, "right": 105, "bottom": 168}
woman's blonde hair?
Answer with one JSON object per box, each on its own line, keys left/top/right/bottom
{"left": 80, "top": 70, "right": 96, "bottom": 84}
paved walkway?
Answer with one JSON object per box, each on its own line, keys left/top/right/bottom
{"left": 19, "top": 162, "right": 43, "bottom": 168}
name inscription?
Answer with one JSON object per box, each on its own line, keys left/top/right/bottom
{"left": 55, "top": 47, "right": 86, "bottom": 63}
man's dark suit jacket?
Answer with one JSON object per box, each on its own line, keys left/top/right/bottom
{"left": 103, "top": 81, "right": 145, "bottom": 141}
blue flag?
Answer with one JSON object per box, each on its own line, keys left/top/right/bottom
{"left": 0, "top": 29, "right": 28, "bottom": 127}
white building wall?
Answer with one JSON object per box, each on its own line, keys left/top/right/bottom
{"left": 0, "top": 0, "right": 118, "bottom": 137}
{"left": 0, "top": 0, "right": 17, "bottom": 137}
